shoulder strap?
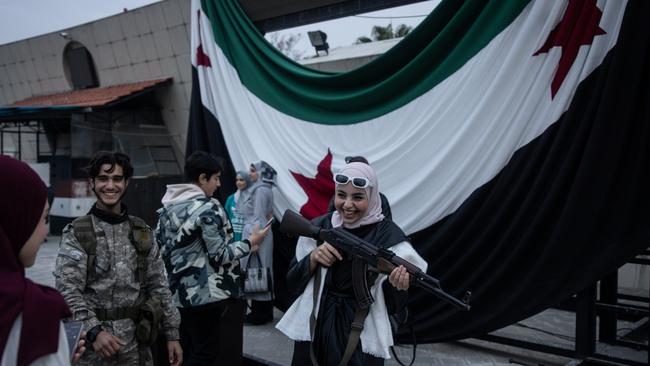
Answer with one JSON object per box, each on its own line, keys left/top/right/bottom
{"left": 128, "top": 215, "right": 146, "bottom": 227}
{"left": 72, "top": 215, "right": 152, "bottom": 290}
{"left": 309, "top": 268, "right": 322, "bottom": 366}
{"left": 72, "top": 215, "right": 97, "bottom": 280}
{"left": 128, "top": 215, "right": 152, "bottom": 284}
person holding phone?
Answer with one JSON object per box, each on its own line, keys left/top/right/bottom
{"left": 0, "top": 156, "right": 86, "bottom": 365}
{"left": 241, "top": 160, "right": 277, "bottom": 325}
{"left": 155, "top": 152, "right": 269, "bottom": 365}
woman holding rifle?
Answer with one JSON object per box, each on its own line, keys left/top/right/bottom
{"left": 277, "top": 161, "right": 427, "bottom": 366}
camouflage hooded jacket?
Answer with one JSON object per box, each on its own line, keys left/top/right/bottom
{"left": 155, "top": 184, "right": 251, "bottom": 308}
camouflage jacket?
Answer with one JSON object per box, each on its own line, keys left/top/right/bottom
{"left": 155, "top": 184, "right": 251, "bottom": 308}
{"left": 54, "top": 212, "right": 180, "bottom": 341}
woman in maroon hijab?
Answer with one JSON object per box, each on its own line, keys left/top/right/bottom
{"left": 0, "top": 156, "right": 84, "bottom": 365}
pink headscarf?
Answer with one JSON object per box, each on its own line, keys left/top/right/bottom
{"left": 331, "top": 162, "right": 384, "bottom": 229}
{"left": 0, "top": 156, "right": 71, "bottom": 366}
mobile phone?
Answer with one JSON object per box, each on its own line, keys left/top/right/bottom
{"left": 63, "top": 321, "right": 83, "bottom": 359}
{"left": 264, "top": 217, "right": 274, "bottom": 228}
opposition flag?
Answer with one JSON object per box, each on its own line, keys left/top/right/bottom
{"left": 188, "top": 0, "right": 650, "bottom": 342}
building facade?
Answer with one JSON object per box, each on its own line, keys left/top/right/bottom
{"left": 0, "top": 0, "right": 192, "bottom": 231}
{"left": 0, "top": 0, "right": 191, "bottom": 161}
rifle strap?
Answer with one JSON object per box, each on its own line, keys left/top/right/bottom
{"left": 309, "top": 268, "right": 321, "bottom": 366}
{"left": 339, "top": 306, "right": 369, "bottom": 366}
{"left": 308, "top": 265, "right": 372, "bottom": 366}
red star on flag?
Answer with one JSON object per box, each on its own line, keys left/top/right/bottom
{"left": 533, "top": 0, "right": 606, "bottom": 98}
{"left": 196, "top": 10, "right": 211, "bottom": 67}
{"left": 291, "top": 149, "right": 335, "bottom": 219}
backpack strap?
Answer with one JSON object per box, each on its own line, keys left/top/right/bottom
{"left": 72, "top": 215, "right": 97, "bottom": 280}
{"left": 72, "top": 214, "right": 153, "bottom": 285}
{"left": 73, "top": 214, "right": 156, "bottom": 327}
{"left": 128, "top": 215, "right": 153, "bottom": 284}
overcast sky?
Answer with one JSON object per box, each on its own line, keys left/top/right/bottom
{"left": 0, "top": 0, "right": 162, "bottom": 45}
{"left": 0, "top": 0, "right": 440, "bottom": 55}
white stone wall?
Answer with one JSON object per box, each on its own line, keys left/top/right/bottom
{"left": 0, "top": 0, "right": 192, "bottom": 160}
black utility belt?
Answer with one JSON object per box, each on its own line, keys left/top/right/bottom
{"left": 95, "top": 307, "right": 139, "bottom": 321}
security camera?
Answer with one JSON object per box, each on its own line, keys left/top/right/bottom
{"left": 60, "top": 32, "right": 70, "bottom": 39}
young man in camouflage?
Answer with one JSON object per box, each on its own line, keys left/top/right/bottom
{"left": 155, "top": 151, "right": 269, "bottom": 365}
{"left": 54, "top": 151, "right": 182, "bottom": 366}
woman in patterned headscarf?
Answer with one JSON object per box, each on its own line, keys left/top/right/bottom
{"left": 240, "top": 161, "right": 277, "bottom": 325}
{"left": 277, "top": 162, "right": 427, "bottom": 366}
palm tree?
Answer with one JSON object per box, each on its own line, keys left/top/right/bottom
{"left": 394, "top": 24, "right": 412, "bottom": 38}
{"left": 371, "top": 24, "right": 394, "bottom": 41}
{"left": 355, "top": 23, "right": 413, "bottom": 44}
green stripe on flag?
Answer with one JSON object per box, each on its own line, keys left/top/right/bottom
{"left": 201, "top": 0, "right": 530, "bottom": 124}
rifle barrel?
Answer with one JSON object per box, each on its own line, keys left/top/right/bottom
{"left": 415, "top": 278, "right": 471, "bottom": 311}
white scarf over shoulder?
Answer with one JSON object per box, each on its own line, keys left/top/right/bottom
{"left": 276, "top": 235, "right": 427, "bottom": 359}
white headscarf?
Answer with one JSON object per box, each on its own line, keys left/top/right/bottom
{"left": 331, "top": 162, "right": 384, "bottom": 229}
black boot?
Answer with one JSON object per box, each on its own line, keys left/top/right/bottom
{"left": 244, "top": 300, "right": 274, "bottom": 325}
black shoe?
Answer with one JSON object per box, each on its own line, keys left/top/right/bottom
{"left": 244, "top": 313, "right": 273, "bottom": 325}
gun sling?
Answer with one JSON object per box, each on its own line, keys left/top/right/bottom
{"left": 308, "top": 259, "right": 372, "bottom": 366}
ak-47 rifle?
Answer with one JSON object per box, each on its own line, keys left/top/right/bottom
{"left": 280, "top": 210, "right": 471, "bottom": 311}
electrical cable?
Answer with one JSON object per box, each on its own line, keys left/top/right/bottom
{"left": 353, "top": 14, "right": 428, "bottom": 19}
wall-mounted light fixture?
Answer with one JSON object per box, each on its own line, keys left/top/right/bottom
{"left": 308, "top": 30, "right": 329, "bottom": 57}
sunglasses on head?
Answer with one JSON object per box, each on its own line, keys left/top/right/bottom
{"left": 334, "top": 173, "right": 372, "bottom": 188}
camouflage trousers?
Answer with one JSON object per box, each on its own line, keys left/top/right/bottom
{"left": 78, "top": 343, "right": 153, "bottom": 366}
{"left": 78, "top": 320, "right": 153, "bottom": 366}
